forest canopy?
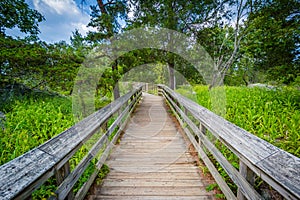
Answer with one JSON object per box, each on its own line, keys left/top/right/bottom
{"left": 1, "top": 0, "right": 299, "bottom": 96}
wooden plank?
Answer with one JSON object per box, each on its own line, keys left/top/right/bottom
{"left": 107, "top": 167, "right": 199, "bottom": 173}
{"left": 237, "top": 160, "right": 255, "bottom": 200}
{"left": 101, "top": 179, "right": 205, "bottom": 187}
{"left": 256, "top": 150, "right": 300, "bottom": 199}
{"left": 105, "top": 172, "right": 202, "bottom": 180}
{"left": 87, "top": 196, "right": 213, "bottom": 200}
{"left": 107, "top": 159, "right": 195, "bottom": 164}
{"left": 97, "top": 186, "right": 210, "bottom": 196}
{"left": 0, "top": 148, "right": 56, "bottom": 199}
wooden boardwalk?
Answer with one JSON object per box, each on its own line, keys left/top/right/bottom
{"left": 87, "top": 93, "right": 215, "bottom": 200}
{"left": 1, "top": 86, "right": 299, "bottom": 200}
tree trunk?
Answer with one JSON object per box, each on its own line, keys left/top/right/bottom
{"left": 113, "top": 82, "right": 120, "bottom": 100}
{"left": 112, "top": 62, "right": 120, "bottom": 100}
{"left": 168, "top": 63, "right": 175, "bottom": 90}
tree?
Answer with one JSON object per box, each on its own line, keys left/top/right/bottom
{"left": 0, "top": 0, "right": 46, "bottom": 91}
{"left": 128, "top": 0, "right": 232, "bottom": 89}
{"left": 194, "top": 0, "right": 261, "bottom": 89}
{"left": 87, "top": 0, "right": 128, "bottom": 99}
{"left": 0, "top": 0, "right": 44, "bottom": 36}
{"left": 44, "top": 41, "right": 84, "bottom": 94}
{"left": 239, "top": 0, "right": 300, "bottom": 84}
{"left": 0, "top": 35, "right": 83, "bottom": 94}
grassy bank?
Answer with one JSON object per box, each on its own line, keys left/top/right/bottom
{"left": 177, "top": 85, "right": 300, "bottom": 157}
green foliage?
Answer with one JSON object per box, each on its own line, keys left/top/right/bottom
{"left": 87, "top": 0, "right": 127, "bottom": 41}
{"left": 97, "top": 164, "right": 110, "bottom": 183}
{"left": 0, "top": 0, "right": 44, "bottom": 36}
{"left": 215, "top": 193, "right": 226, "bottom": 199}
{"left": 197, "top": 26, "right": 234, "bottom": 60}
{"left": 32, "top": 178, "right": 57, "bottom": 199}
{"left": 190, "top": 85, "right": 300, "bottom": 157}
{"left": 0, "top": 35, "right": 84, "bottom": 95}
{"left": 73, "top": 161, "right": 96, "bottom": 194}
{"left": 237, "top": 0, "right": 300, "bottom": 85}
{"left": 206, "top": 183, "right": 219, "bottom": 191}
{"left": 0, "top": 93, "right": 74, "bottom": 165}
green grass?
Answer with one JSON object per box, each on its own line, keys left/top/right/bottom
{"left": 0, "top": 93, "right": 74, "bottom": 165}
{"left": 178, "top": 85, "right": 300, "bottom": 157}
{"left": 0, "top": 90, "right": 111, "bottom": 199}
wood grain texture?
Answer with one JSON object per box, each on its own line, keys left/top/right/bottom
{"left": 88, "top": 93, "right": 215, "bottom": 199}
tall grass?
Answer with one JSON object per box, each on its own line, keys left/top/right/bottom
{"left": 0, "top": 94, "right": 74, "bottom": 165}
{"left": 179, "top": 85, "right": 300, "bottom": 157}
{"left": 0, "top": 91, "right": 113, "bottom": 199}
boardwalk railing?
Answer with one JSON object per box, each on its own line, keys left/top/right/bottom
{"left": 0, "top": 86, "right": 142, "bottom": 200}
{"left": 158, "top": 85, "right": 300, "bottom": 200}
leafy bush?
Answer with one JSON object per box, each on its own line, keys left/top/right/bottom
{"left": 0, "top": 93, "right": 74, "bottom": 165}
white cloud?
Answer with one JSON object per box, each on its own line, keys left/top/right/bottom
{"left": 33, "top": 0, "right": 80, "bottom": 17}
{"left": 31, "top": 0, "right": 95, "bottom": 43}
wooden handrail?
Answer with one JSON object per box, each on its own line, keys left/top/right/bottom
{"left": 0, "top": 86, "right": 142, "bottom": 200}
{"left": 158, "top": 84, "right": 300, "bottom": 200}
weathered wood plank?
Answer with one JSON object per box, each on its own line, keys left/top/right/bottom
{"left": 97, "top": 186, "right": 211, "bottom": 196}
{"left": 256, "top": 150, "right": 300, "bottom": 199}
{"left": 237, "top": 161, "right": 255, "bottom": 200}
{"left": 104, "top": 172, "right": 202, "bottom": 180}
{"left": 101, "top": 179, "right": 205, "bottom": 187}
{"left": 87, "top": 196, "right": 213, "bottom": 200}
{"left": 107, "top": 157, "right": 195, "bottom": 163}
{"left": 0, "top": 148, "right": 56, "bottom": 200}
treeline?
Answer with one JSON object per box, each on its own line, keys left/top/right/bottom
{"left": 0, "top": 0, "right": 299, "bottom": 97}
{"left": 0, "top": 35, "right": 85, "bottom": 95}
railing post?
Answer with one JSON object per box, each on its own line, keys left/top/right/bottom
{"left": 55, "top": 161, "right": 74, "bottom": 200}
{"left": 184, "top": 107, "right": 188, "bottom": 116}
{"left": 101, "top": 120, "right": 108, "bottom": 134}
{"left": 237, "top": 160, "right": 255, "bottom": 200}
{"left": 199, "top": 123, "right": 206, "bottom": 146}
{"left": 157, "top": 86, "right": 162, "bottom": 96}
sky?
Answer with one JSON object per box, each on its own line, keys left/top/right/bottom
{"left": 6, "top": 0, "right": 96, "bottom": 43}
